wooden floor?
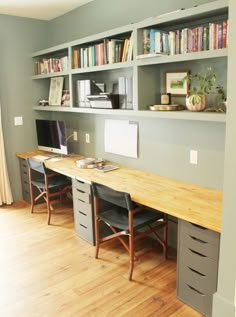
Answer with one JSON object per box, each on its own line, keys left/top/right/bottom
{"left": 0, "top": 200, "right": 203, "bottom": 317}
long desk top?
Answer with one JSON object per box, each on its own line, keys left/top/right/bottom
{"left": 17, "top": 150, "right": 222, "bottom": 233}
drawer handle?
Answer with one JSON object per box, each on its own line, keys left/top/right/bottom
{"left": 79, "top": 211, "right": 86, "bottom": 216}
{"left": 80, "top": 223, "right": 88, "bottom": 229}
{"left": 77, "top": 180, "right": 85, "bottom": 184}
{"left": 186, "top": 284, "right": 206, "bottom": 296}
{"left": 190, "top": 222, "right": 207, "bottom": 230}
{"left": 188, "top": 266, "right": 205, "bottom": 277}
{"left": 189, "top": 248, "right": 206, "bottom": 258}
{"left": 189, "top": 235, "right": 207, "bottom": 244}
{"left": 77, "top": 189, "right": 85, "bottom": 194}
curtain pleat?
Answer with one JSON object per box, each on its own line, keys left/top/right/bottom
{"left": 0, "top": 103, "right": 13, "bottom": 205}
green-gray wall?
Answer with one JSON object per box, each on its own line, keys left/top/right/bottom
{"left": 0, "top": 14, "right": 48, "bottom": 201}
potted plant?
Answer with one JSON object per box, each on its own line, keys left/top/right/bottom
{"left": 184, "top": 67, "right": 216, "bottom": 111}
{"left": 216, "top": 85, "right": 227, "bottom": 107}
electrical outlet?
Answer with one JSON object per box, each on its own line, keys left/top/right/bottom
{"left": 14, "top": 116, "right": 23, "bottom": 126}
{"left": 85, "top": 133, "right": 90, "bottom": 143}
{"left": 190, "top": 150, "right": 198, "bottom": 165}
{"left": 73, "top": 131, "right": 78, "bottom": 141}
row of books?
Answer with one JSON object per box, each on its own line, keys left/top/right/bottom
{"left": 73, "top": 33, "right": 133, "bottom": 69}
{"left": 142, "top": 20, "right": 228, "bottom": 56}
{"left": 34, "top": 56, "right": 68, "bottom": 75}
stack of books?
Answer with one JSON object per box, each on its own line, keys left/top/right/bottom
{"left": 75, "top": 158, "right": 105, "bottom": 169}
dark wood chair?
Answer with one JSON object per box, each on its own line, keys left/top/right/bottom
{"left": 91, "top": 181, "right": 168, "bottom": 280}
{"left": 26, "top": 157, "right": 72, "bottom": 225}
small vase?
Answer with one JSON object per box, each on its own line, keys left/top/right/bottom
{"left": 186, "top": 94, "right": 206, "bottom": 112}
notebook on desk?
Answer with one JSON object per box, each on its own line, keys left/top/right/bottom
{"left": 96, "top": 165, "right": 120, "bottom": 173}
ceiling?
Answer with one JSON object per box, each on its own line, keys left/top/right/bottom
{"left": 0, "top": 0, "right": 94, "bottom": 21}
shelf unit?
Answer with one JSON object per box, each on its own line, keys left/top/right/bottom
{"left": 31, "top": 0, "right": 228, "bottom": 123}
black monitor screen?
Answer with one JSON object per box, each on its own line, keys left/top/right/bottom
{"left": 35, "top": 119, "right": 68, "bottom": 155}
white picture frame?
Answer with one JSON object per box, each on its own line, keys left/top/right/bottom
{"left": 48, "top": 77, "right": 64, "bottom": 106}
{"left": 165, "top": 71, "right": 189, "bottom": 96}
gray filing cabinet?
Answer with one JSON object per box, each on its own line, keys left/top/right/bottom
{"left": 19, "top": 158, "right": 31, "bottom": 203}
{"left": 177, "top": 219, "right": 220, "bottom": 317}
{"left": 72, "top": 178, "right": 95, "bottom": 245}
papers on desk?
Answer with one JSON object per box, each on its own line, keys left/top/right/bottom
{"left": 49, "top": 158, "right": 62, "bottom": 162}
{"left": 32, "top": 155, "right": 51, "bottom": 161}
{"left": 104, "top": 119, "right": 138, "bottom": 158}
{"left": 32, "top": 155, "right": 62, "bottom": 162}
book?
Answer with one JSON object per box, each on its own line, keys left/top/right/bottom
{"left": 127, "top": 32, "right": 133, "bottom": 61}
{"left": 143, "top": 29, "right": 150, "bottom": 54}
{"left": 96, "top": 165, "right": 119, "bottom": 173}
{"left": 73, "top": 49, "right": 79, "bottom": 69}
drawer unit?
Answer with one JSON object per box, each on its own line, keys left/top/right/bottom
{"left": 72, "top": 178, "right": 95, "bottom": 245}
{"left": 177, "top": 219, "right": 220, "bottom": 317}
{"left": 19, "top": 158, "right": 31, "bottom": 203}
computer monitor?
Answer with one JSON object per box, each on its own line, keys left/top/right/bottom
{"left": 35, "top": 119, "right": 68, "bottom": 155}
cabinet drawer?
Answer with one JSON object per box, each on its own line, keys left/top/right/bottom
{"left": 180, "top": 219, "right": 220, "bottom": 246}
{"left": 178, "top": 262, "right": 217, "bottom": 295}
{"left": 74, "top": 211, "right": 95, "bottom": 245}
{"left": 179, "top": 227, "right": 219, "bottom": 260}
{"left": 179, "top": 246, "right": 218, "bottom": 279}
{"left": 177, "top": 280, "right": 213, "bottom": 317}
{"left": 73, "top": 189, "right": 90, "bottom": 204}
{"left": 20, "top": 169, "right": 29, "bottom": 183}
{"left": 73, "top": 199, "right": 91, "bottom": 215}
{"left": 72, "top": 180, "right": 91, "bottom": 204}
{"left": 74, "top": 208, "right": 93, "bottom": 229}
{"left": 73, "top": 179, "right": 91, "bottom": 194}
{"left": 19, "top": 158, "right": 28, "bottom": 171}
{"left": 22, "top": 189, "right": 31, "bottom": 203}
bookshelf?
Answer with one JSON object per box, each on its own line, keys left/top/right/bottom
{"left": 31, "top": 0, "right": 228, "bottom": 123}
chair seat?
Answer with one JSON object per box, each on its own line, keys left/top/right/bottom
{"left": 99, "top": 207, "right": 164, "bottom": 231}
{"left": 32, "top": 175, "right": 71, "bottom": 190}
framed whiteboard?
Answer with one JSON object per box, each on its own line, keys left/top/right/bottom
{"left": 104, "top": 119, "right": 138, "bottom": 158}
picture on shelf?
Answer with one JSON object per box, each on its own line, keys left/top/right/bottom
{"left": 165, "top": 71, "right": 189, "bottom": 96}
{"left": 48, "top": 77, "right": 64, "bottom": 106}
{"left": 61, "top": 90, "right": 70, "bottom": 107}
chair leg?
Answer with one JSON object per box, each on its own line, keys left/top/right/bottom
{"left": 46, "top": 194, "right": 51, "bottom": 225}
{"left": 128, "top": 233, "right": 134, "bottom": 281}
{"left": 95, "top": 218, "right": 100, "bottom": 258}
{"left": 128, "top": 212, "right": 134, "bottom": 281}
{"left": 29, "top": 183, "right": 35, "bottom": 213}
{"left": 163, "top": 215, "right": 168, "bottom": 260}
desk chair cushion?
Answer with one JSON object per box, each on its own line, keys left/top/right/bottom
{"left": 99, "top": 207, "right": 164, "bottom": 231}
{"left": 32, "top": 175, "right": 71, "bottom": 190}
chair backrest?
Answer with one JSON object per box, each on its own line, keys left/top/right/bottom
{"left": 26, "top": 157, "right": 47, "bottom": 175}
{"left": 91, "top": 182, "right": 134, "bottom": 211}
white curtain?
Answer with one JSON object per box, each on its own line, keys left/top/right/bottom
{"left": 0, "top": 103, "right": 13, "bottom": 205}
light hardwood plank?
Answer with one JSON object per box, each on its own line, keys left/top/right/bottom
{"left": 0, "top": 200, "right": 203, "bottom": 317}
